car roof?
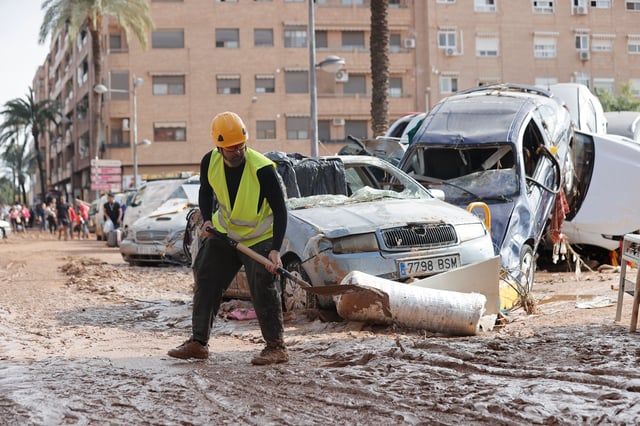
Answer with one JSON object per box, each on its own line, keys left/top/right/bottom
{"left": 411, "top": 83, "right": 563, "bottom": 146}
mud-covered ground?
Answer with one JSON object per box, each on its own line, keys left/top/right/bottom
{"left": 1, "top": 231, "right": 640, "bottom": 425}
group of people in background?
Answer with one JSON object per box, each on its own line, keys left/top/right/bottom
{"left": 1, "top": 195, "right": 90, "bottom": 240}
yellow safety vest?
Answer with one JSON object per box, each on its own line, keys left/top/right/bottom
{"left": 208, "top": 148, "right": 275, "bottom": 246}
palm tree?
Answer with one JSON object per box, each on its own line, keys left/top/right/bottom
{"left": 370, "top": 0, "right": 390, "bottom": 137}
{"left": 0, "top": 88, "right": 60, "bottom": 202}
{"left": 39, "top": 0, "right": 154, "bottom": 161}
{"left": 1, "top": 136, "right": 37, "bottom": 204}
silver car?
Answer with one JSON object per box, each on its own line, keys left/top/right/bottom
{"left": 119, "top": 176, "right": 200, "bottom": 265}
{"left": 236, "top": 154, "right": 494, "bottom": 311}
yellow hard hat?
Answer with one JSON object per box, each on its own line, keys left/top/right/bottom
{"left": 210, "top": 111, "right": 248, "bottom": 148}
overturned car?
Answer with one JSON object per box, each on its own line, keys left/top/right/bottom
{"left": 398, "top": 84, "right": 577, "bottom": 291}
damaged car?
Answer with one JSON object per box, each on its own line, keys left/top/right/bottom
{"left": 119, "top": 176, "right": 200, "bottom": 265}
{"left": 398, "top": 83, "right": 576, "bottom": 291}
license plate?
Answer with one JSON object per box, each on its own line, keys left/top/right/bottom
{"left": 137, "top": 245, "right": 160, "bottom": 255}
{"left": 397, "top": 254, "right": 460, "bottom": 278}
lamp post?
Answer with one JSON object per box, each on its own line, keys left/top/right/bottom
{"left": 94, "top": 77, "right": 150, "bottom": 189}
{"left": 308, "top": 0, "right": 345, "bottom": 157}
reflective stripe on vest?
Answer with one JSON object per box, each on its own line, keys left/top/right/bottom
{"left": 208, "top": 148, "right": 275, "bottom": 246}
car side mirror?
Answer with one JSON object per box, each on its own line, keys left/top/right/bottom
{"left": 429, "top": 189, "right": 445, "bottom": 200}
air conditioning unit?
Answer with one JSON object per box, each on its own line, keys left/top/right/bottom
{"left": 403, "top": 38, "right": 416, "bottom": 49}
{"left": 574, "top": 5, "right": 588, "bottom": 14}
{"left": 332, "top": 118, "right": 345, "bottom": 126}
{"left": 579, "top": 50, "right": 590, "bottom": 60}
{"left": 335, "top": 70, "right": 349, "bottom": 83}
{"left": 444, "top": 47, "right": 455, "bottom": 56}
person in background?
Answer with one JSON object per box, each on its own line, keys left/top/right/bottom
{"left": 46, "top": 199, "right": 57, "bottom": 234}
{"left": 76, "top": 199, "right": 90, "bottom": 240}
{"left": 102, "top": 192, "right": 122, "bottom": 233}
{"left": 168, "top": 111, "right": 289, "bottom": 365}
{"left": 68, "top": 204, "right": 78, "bottom": 239}
{"left": 56, "top": 195, "right": 71, "bottom": 241}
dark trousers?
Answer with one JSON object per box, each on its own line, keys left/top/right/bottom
{"left": 191, "top": 235, "right": 284, "bottom": 346}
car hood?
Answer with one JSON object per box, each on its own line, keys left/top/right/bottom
{"left": 130, "top": 198, "right": 192, "bottom": 231}
{"left": 289, "top": 197, "right": 481, "bottom": 238}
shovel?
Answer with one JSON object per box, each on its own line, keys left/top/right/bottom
{"left": 206, "top": 227, "right": 379, "bottom": 297}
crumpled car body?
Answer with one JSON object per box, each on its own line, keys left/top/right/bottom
{"left": 119, "top": 176, "right": 200, "bottom": 265}
{"left": 397, "top": 84, "right": 575, "bottom": 290}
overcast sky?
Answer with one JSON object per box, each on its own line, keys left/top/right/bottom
{"left": 0, "top": 2, "right": 50, "bottom": 109}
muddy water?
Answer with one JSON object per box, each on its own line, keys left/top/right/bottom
{"left": 1, "top": 235, "right": 640, "bottom": 424}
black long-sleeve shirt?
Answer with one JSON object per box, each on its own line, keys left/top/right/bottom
{"left": 199, "top": 150, "right": 287, "bottom": 251}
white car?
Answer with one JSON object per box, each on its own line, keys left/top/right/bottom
{"left": 0, "top": 219, "right": 11, "bottom": 239}
{"left": 122, "top": 178, "right": 188, "bottom": 232}
{"left": 120, "top": 176, "right": 200, "bottom": 265}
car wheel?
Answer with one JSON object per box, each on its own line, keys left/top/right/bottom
{"left": 520, "top": 245, "right": 536, "bottom": 294}
{"left": 281, "top": 259, "right": 316, "bottom": 312}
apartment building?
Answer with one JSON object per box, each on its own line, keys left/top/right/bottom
{"left": 34, "top": 0, "right": 640, "bottom": 202}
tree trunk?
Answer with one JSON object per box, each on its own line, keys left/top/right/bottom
{"left": 32, "top": 129, "right": 47, "bottom": 203}
{"left": 90, "top": 25, "right": 104, "bottom": 160}
{"left": 370, "top": 0, "right": 390, "bottom": 138}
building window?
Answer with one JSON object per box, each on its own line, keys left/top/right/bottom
{"left": 593, "top": 78, "right": 615, "bottom": 94}
{"left": 474, "top": 0, "right": 496, "bottom": 12}
{"left": 154, "top": 122, "right": 187, "bottom": 142}
{"left": 152, "top": 30, "right": 185, "bottom": 48}
{"left": 77, "top": 95, "right": 89, "bottom": 121}
{"left": 532, "top": 1, "right": 554, "bottom": 13}
{"left": 79, "top": 132, "right": 90, "bottom": 159}
{"left": 315, "top": 30, "right": 328, "bottom": 49}
{"left": 254, "top": 29, "right": 273, "bottom": 47}
{"left": 216, "top": 28, "right": 239, "bottom": 48}
{"left": 344, "top": 75, "right": 366, "bottom": 95}
{"left": 591, "top": 38, "right": 613, "bottom": 52}
{"left": 389, "top": 77, "right": 403, "bottom": 98}
{"left": 152, "top": 76, "right": 185, "bottom": 95}
{"left": 476, "top": 37, "right": 499, "bottom": 56}
{"left": 535, "top": 77, "right": 558, "bottom": 87}
{"left": 284, "top": 26, "right": 307, "bottom": 48}
{"left": 626, "top": 0, "right": 640, "bottom": 10}
{"left": 438, "top": 31, "right": 457, "bottom": 49}
{"left": 110, "top": 71, "right": 130, "bottom": 101}
{"left": 590, "top": 0, "right": 611, "bottom": 7}
{"left": 109, "top": 33, "right": 125, "bottom": 52}
{"left": 628, "top": 38, "right": 640, "bottom": 54}
{"left": 630, "top": 79, "right": 640, "bottom": 97}
{"left": 575, "top": 72, "right": 591, "bottom": 88}
{"left": 77, "top": 58, "right": 89, "bottom": 85}
{"left": 575, "top": 34, "right": 590, "bottom": 51}
{"left": 389, "top": 33, "right": 402, "bottom": 53}
{"left": 342, "top": 31, "right": 365, "bottom": 50}
{"left": 284, "top": 71, "right": 308, "bottom": 94}
{"left": 255, "top": 75, "right": 275, "bottom": 93}
{"left": 286, "top": 117, "right": 309, "bottom": 140}
{"left": 440, "top": 76, "right": 459, "bottom": 93}
{"left": 318, "top": 120, "right": 331, "bottom": 142}
{"left": 345, "top": 120, "right": 368, "bottom": 140}
{"left": 110, "top": 120, "right": 128, "bottom": 147}
{"left": 533, "top": 36, "right": 557, "bottom": 58}
{"left": 437, "top": 0, "right": 456, "bottom": 3}
{"left": 216, "top": 75, "right": 241, "bottom": 94}
{"left": 256, "top": 120, "right": 276, "bottom": 139}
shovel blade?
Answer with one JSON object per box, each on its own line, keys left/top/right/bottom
{"left": 300, "top": 283, "right": 375, "bottom": 296}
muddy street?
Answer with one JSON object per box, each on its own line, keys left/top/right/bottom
{"left": 1, "top": 232, "right": 640, "bottom": 425}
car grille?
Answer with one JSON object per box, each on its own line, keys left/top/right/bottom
{"left": 380, "top": 224, "right": 457, "bottom": 250}
{"left": 136, "top": 230, "right": 170, "bottom": 242}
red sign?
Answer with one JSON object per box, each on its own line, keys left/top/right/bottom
{"left": 91, "top": 174, "right": 122, "bottom": 183}
{"left": 92, "top": 167, "right": 121, "bottom": 175}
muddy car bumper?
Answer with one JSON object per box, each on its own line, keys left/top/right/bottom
{"left": 120, "top": 239, "right": 187, "bottom": 265}
{"left": 301, "top": 235, "right": 494, "bottom": 288}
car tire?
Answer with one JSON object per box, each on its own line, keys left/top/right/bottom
{"left": 281, "top": 259, "right": 317, "bottom": 312}
{"left": 520, "top": 245, "right": 536, "bottom": 294}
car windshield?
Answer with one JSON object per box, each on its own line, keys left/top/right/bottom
{"left": 403, "top": 145, "right": 520, "bottom": 204}
{"left": 286, "top": 160, "right": 432, "bottom": 210}
{"left": 166, "top": 183, "right": 200, "bottom": 204}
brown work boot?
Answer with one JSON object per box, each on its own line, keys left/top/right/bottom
{"left": 251, "top": 342, "right": 288, "bottom": 365}
{"left": 167, "top": 339, "right": 209, "bottom": 360}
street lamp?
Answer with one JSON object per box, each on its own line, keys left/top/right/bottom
{"left": 309, "top": 1, "right": 345, "bottom": 157}
{"left": 94, "top": 77, "right": 150, "bottom": 189}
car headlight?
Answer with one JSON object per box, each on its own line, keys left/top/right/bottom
{"left": 456, "top": 223, "right": 487, "bottom": 242}
{"left": 332, "top": 233, "right": 379, "bottom": 254}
